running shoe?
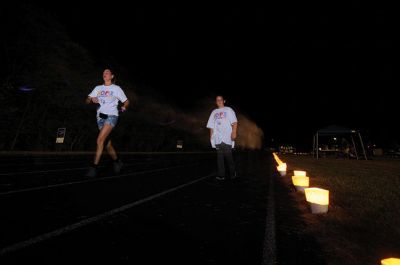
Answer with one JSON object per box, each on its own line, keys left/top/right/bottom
{"left": 85, "top": 167, "right": 97, "bottom": 177}
{"left": 215, "top": 176, "right": 226, "bottom": 181}
{"left": 113, "top": 160, "right": 123, "bottom": 174}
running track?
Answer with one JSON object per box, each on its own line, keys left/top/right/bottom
{"left": 0, "top": 152, "right": 277, "bottom": 265}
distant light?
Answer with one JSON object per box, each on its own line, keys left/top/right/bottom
{"left": 18, "top": 86, "right": 35, "bottom": 92}
{"left": 333, "top": 137, "right": 337, "bottom": 141}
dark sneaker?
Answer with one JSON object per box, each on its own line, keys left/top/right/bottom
{"left": 216, "top": 176, "right": 226, "bottom": 181}
{"left": 85, "top": 167, "right": 97, "bottom": 178}
{"left": 113, "top": 160, "right": 123, "bottom": 174}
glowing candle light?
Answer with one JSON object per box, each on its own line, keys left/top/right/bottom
{"left": 293, "top": 170, "right": 307, "bottom": 177}
{"left": 304, "top": 188, "right": 329, "bottom": 214}
{"left": 273, "top": 153, "right": 283, "bottom": 165}
{"left": 277, "top": 163, "right": 287, "bottom": 176}
{"left": 292, "top": 176, "right": 309, "bottom": 192}
{"left": 277, "top": 163, "right": 287, "bottom": 171}
{"left": 273, "top": 153, "right": 287, "bottom": 176}
{"left": 382, "top": 258, "right": 400, "bottom": 265}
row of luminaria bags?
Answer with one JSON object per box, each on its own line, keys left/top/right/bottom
{"left": 272, "top": 153, "right": 400, "bottom": 264}
{"left": 273, "top": 153, "right": 329, "bottom": 214}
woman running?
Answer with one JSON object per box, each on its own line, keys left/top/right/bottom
{"left": 85, "top": 69, "right": 129, "bottom": 177}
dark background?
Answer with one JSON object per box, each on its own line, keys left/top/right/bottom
{"left": 1, "top": 3, "right": 398, "bottom": 151}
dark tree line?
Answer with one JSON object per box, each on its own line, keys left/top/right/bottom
{"left": 0, "top": 4, "right": 208, "bottom": 151}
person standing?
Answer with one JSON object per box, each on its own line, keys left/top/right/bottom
{"left": 85, "top": 69, "right": 129, "bottom": 177}
{"left": 207, "top": 95, "right": 238, "bottom": 180}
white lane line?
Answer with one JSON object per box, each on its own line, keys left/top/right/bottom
{"left": 262, "top": 165, "right": 277, "bottom": 265}
{"left": 0, "top": 172, "right": 215, "bottom": 256}
{"left": 0, "top": 160, "right": 84, "bottom": 168}
{"left": 0, "top": 158, "right": 146, "bottom": 169}
{"left": 0, "top": 151, "right": 214, "bottom": 156}
{"left": 0, "top": 159, "right": 149, "bottom": 176}
{"left": 0, "top": 167, "right": 88, "bottom": 176}
{"left": 0, "top": 164, "right": 197, "bottom": 196}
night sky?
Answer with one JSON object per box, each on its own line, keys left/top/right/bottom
{"left": 29, "top": 3, "right": 398, "bottom": 149}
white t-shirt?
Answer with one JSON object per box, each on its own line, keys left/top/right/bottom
{"left": 88, "top": 84, "right": 128, "bottom": 116}
{"left": 206, "top": 106, "right": 238, "bottom": 148}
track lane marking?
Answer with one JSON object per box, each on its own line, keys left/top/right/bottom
{"left": 0, "top": 159, "right": 150, "bottom": 176}
{"left": 0, "top": 163, "right": 198, "bottom": 196}
{"left": 0, "top": 172, "right": 215, "bottom": 255}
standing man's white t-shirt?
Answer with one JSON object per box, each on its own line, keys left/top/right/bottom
{"left": 206, "top": 106, "right": 238, "bottom": 148}
{"left": 88, "top": 84, "right": 128, "bottom": 116}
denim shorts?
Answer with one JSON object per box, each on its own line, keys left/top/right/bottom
{"left": 97, "top": 115, "right": 118, "bottom": 130}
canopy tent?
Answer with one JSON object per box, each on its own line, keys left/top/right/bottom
{"left": 313, "top": 125, "right": 367, "bottom": 160}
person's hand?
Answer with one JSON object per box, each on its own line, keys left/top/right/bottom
{"left": 91, "top": 97, "right": 99, "bottom": 104}
{"left": 231, "top": 131, "right": 237, "bottom": 141}
{"left": 121, "top": 106, "right": 127, "bottom": 113}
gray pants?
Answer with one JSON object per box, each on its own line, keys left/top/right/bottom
{"left": 216, "top": 142, "right": 235, "bottom": 177}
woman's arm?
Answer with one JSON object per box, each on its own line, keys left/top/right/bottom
{"left": 231, "top": 122, "right": 238, "bottom": 140}
{"left": 121, "top": 99, "right": 130, "bottom": 111}
{"left": 86, "top": 97, "right": 99, "bottom": 104}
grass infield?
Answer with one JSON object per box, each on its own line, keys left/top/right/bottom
{"left": 280, "top": 155, "right": 400, "bottom": 265}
